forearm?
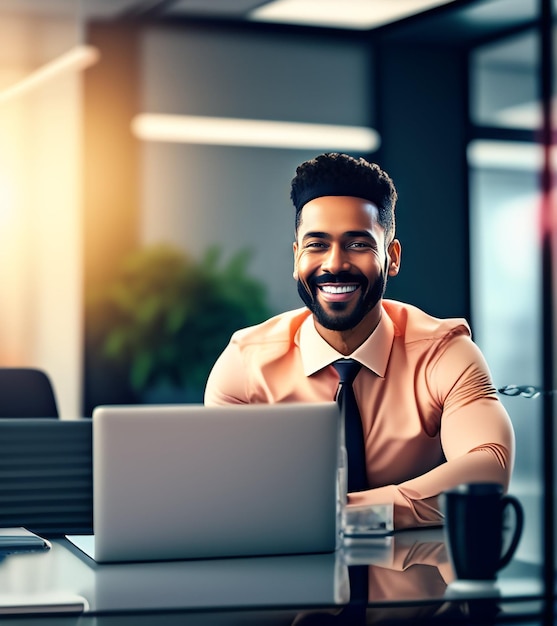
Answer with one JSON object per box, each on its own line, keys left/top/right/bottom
{"left": 348, "top": 445, "right": 511, "bottom": 529}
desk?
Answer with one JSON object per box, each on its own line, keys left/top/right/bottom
{"left": 0, "top": 528, "right": 548, "bottom": 625}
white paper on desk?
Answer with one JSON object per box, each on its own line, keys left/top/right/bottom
{"left": 0, "top": 528, "right": 51, "bottom": 551}
{"left": 0, "top": 592, "right": 88, "bottom": 615}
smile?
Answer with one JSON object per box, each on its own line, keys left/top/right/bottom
{"left": 320, "top": 285, "right": 358, "bottom": 294}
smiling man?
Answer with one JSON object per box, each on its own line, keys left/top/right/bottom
{"left": 204, "top": 152, "right": 514, "bottom": 529}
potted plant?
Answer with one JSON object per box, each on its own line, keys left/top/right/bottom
{"left": 88, "top": 243, "right": 270, "bottom": 403}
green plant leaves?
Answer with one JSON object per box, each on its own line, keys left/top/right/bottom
{"left": 88, "top": 243, "right": 271, "bottom": 394}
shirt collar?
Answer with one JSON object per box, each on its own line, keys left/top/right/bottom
{"left": 298, "top": 306, "right": 395, "bottom": 378}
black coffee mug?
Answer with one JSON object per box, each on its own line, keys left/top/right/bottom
{"left": 443, "top": 482, "right": 523, "bottom": 581}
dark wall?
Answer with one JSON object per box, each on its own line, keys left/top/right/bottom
{"left": 375, "top": 42, "right": 471, "bottom": 321}
{"left": 82, "top": 23, "right": 142, "bottom": 415}
{"left": 83, "top": 22, "right": 141, "bottom": 291}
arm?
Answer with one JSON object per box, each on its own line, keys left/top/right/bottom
{"left": 349, "top": 336, "right": 515, "bottom": 529}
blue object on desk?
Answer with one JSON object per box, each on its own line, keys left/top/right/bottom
{"left": 0, "top": 527, "right": 51, "bottom": 551}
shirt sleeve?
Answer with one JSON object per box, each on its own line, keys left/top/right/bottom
{"left": 348, "top": 334, "right": 515, "bottom": 530}
{"left": 204, "top": 339, "right": 250, "bottom": 405}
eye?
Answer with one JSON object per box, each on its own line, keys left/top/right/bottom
{"left": 304, "top": 241, "right": 328, "bottom": 249}
{"left": 347, "top": 241, "right": 373, "bottom": 250}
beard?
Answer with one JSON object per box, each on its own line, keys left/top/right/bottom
{"left": 297, "top": 269, "right": 386, "bottom": 332}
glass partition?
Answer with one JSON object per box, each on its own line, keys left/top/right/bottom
{"left": 469, "top": 17, "right": 555, "bottom": 573}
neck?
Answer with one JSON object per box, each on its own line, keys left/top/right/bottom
{"left": 314, "top": 304, "right": 382, "bottom": 355}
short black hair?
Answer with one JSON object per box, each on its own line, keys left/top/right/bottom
{"left": 290, "top": 153, "right": 397, "bottom": 241}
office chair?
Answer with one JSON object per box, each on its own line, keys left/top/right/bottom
{"left": 0, "top": 368, "right": 59, "bottom": 418}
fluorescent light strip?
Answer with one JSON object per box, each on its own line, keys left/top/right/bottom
{"left": 494, "top": 98, "right": 557, "bottom": 130}
{"left": 0, "top": 45, "right": 100, "bottom": 105}
{"left": 132, "top": 114, "right": 380, "bottom": 152}
{"left": 467, "top": 140, "right": 554, "bottom": 171}
{"left": 249, "top": 0, "right": 457, "bottom": 30}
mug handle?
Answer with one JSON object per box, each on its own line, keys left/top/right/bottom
{"left": 498, "top": 494, "right": 524, "bottom": 570}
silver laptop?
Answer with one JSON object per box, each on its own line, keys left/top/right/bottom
{"left": 67, "top": 402, "right": 340, "bottom": 563}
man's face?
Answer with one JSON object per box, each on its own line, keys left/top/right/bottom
{"left": 293, "top": 196, "right": 398, "bottom": 332}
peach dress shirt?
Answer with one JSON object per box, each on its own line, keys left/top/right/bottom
{"left": 204, "top": 300, "right": 515, "bottom": 529}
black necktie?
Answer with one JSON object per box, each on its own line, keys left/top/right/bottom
{"left": 332, "top": 359, "right": 368, "bottom": 492}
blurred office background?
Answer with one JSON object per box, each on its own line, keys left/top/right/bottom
{"left": 0, "top": 0, "right": 554, "bottom": 566}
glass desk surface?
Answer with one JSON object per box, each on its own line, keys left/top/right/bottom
{"left": 0, "top": 527, "right": 549, "bottom": 625}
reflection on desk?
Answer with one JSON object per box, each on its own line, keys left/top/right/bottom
{"left": 0, "top": 527, "right": 545, "bottom": 625}
{"left": 300, "top": 528, "right": 544, "bottom": 625}
{"left": 343, "top": 527, "right": 452, "bottom": 601}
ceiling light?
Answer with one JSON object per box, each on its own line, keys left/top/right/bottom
{"left": 0, "top": 45, "right": 100, "bottom": 105}
{"left": 249, "top": 0, "right": 457, "bottom": 30}
{"left": 132, "top": 114, "right": 380, "bottom": 152}
{"left": 494, "top": 98, "right": 557, "bottom": 130}
{"left": 468, "top": 140, "right": 551, "bottom": 171}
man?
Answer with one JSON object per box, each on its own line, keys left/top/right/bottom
{"left": 204, "top": 152, "right": 514, "bottom": 529}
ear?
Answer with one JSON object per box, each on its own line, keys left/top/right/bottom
{"left": 387, "top": 239, "right": 401, "bottom": 277}
{"left": 292, "top": 241, "right": 299, "bottom": 280}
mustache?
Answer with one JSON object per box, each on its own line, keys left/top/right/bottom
{"left": 311, "top": 272, "right": 366, "bottom": 287}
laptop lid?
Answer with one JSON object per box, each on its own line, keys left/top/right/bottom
{"left": 80, "top": 402, "right": 340, "bottom": 563}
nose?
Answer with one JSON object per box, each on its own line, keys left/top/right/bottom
{"left": 321, "top": 244, "right": 350, "bottom": 274}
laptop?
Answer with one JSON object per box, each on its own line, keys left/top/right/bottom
{"left": 67, "top": 402, "right": 340, "bottom": 563}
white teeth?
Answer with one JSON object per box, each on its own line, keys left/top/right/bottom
{"left": 321, "top": 285, "right": 357, "bottom": 294}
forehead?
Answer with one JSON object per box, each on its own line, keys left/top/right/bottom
{"left": 297, "top": 196, "right": 383, "bottom": 238}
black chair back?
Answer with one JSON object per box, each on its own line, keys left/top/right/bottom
{"left": 0, "top": 368, "right": 59, "bottom": 418}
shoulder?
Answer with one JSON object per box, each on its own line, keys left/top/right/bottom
{"left": 382, "top": 299, "right": 471, "bottom": 345}
{"left": 382, "top": 301, "right": 499, "bottom": 408}
{"left": 204, "top": 308, "right": 311, "bottom": 404}
{"left": 230, "top": 307, "right": 312, "bottom": 350}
